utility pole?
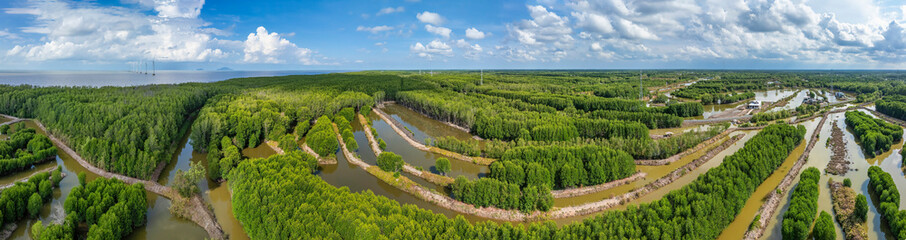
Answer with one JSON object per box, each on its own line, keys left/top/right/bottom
{"left": 152, "top": 60, "right": 155, "bottom": 76}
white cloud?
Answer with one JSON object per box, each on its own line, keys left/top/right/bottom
{"left": 357, "top": 25, "right": 394, "bottom": 34}
{"left": 465, "top": 28, "right": 486, "bottom": 40}
{"left": 417, "top": 11, "right": 445, "bottom": 25}
{"left": 455, "top": 39, "right": 483, "bottom": 59}
{"left": 410, "top": 39, "right": 452, "bottom": 59}
{"left": 425, "top": 24, "right": 451, "bottom": 38}
{"left": 127, "top": 0, "right": 205, "bottom": 18}
{"left": 4, "top": 0, "right": 321, "bottom": 65}
{"left": 243, "top": 26, "right": 315, "bottom": 64}
{"left": 486, "top": 0, "right": 906, "bottom": 65}
{"left": 377, "top": 6, "right": 404, "bottom": 16}
{"left": 4, "top": 0, "right": 226, "bottom": 62}
{"left": 0, "top": 29, "right": 20, "bottom": 39}
{"left": 501, "top": 5, "right": 572, "bottom": 61}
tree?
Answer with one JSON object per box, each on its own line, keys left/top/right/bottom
{"left": 306, "top": 116, "right": 338, "bottom": 157}
{"left": 435, "top": 157, "right": 451, "bottom": 175}
{"left": 345, "top": 136, "right": 358, "bottom": 151}
{"left": 51, "top": 167, "right": 62, "bottom": 187}
{"left": 855, "top": 194, "right": 868, "bottom": 222}
{"left": 78, "top": 172, "right": 86, "bottom": 186}
{"left": 207, "top": 144, "right": 222, "bottom": 181}
{"left": 0, "top": 125, "right": 8, "bottom": 134}
{"left": 31, "top": 220, "right": 43, "bottom": 239}
{"left": 376, "top": 152, "right": 403, "bottom": 173}
{"left": 813, "top": 211, "right": 835, "bottom": 240}
{"left": 28, "top": 193, "right": 42, "bottom": 218}
{"left": 843, "top": 178, "right": 852, "bottom": 187}
{"left": 172, "top": 161, "right": 206, "bottom": 197}
{"left": 39, "top": 180, "right": 52, "bottom": 200}
{"left": 378, "top": 138, "right": 387, "bottom": 150}
{"left": 782, "top": 167, "right": 820, "bottom": 240}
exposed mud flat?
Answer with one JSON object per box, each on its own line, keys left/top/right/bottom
{"left": 826, "top": 123, "right": 851, "bottom": 175}
{"left": 830, "top": 180, "right": 868, "bottom": 240}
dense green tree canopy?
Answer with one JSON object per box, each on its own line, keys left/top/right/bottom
{"left": 781, "top": 167, "right": 820, "bottom": 240}
{"left": 845, "top": 111, "right": 902, "bottom": 157}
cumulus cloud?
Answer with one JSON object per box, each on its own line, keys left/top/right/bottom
{"left": 455, "top": 39, "right": 483, "bottom": 59}
{"left": 243, "top": 26, "right": 315, "bottom": 64}
{"left": 738, "top": 0, "right": 818, "bottom": 33}
{"left": 126, "top": 0, "right": 205, "bottom": 18}
{"left": 377, "top": 6, "right": 404, "bottom": 16}
{"left": 489, "top": 0, "right": 906, "bottom": 65}
{"left": 357, "top": 25, "right": 394, "bottom": 34}
{"left": 465, "top": 28, "right": 486, "bottom": 40}
{"left": 425, "top": 24, "right": 451, "bottom": 38}
{"left": 502, "top": 5, "right": 572, "bottom": 61}
{"left": 4, "top": 0, "right": 320, "bottom": 65}
{"left": 508, "top": 5, "right": 573, "bottom": 47}
{"left": 417, "top": 11, "right": 445, "bottom": 25}
{"left": 410, "top": 39, "right": 452, "bottom": 59}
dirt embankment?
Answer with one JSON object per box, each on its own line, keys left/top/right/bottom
{"left": 334, "top": 119, "right": 540, "bottom": 221}
{"left": 372, "top": 108, "right": 495, "bottom": 165}
{"left": 265, "top": 140, "right": 285, "bottom": 155}
{"left": 549, "top": 134, "right": 744, "bottom": 219}
{"left": 385, "top": 101, "right": 478, "bottom": 139}
{"left": 826, "top": 123, "right": 851, "bottom": 175}
{"left": 550, "top": 172, "right": 646, "bottom": 198}
{"left": 0, "top": 116, "right": 23, "bottom": 127}
{"left": 636, "top": 127, "right": 733, "bottom": 166}
{"left": 0, "top": 167, "right": 64, "bottom": 191}
{"left": 859, "top": 106, "right": 906, "bottom": 128}
{"left": 743, "top": 114, "right": 827, "bottom": 240}
{"left": 24, "top": 118, "right": 225, "bottom": 240}
{"left": 357, "top": 114, "right": 454, "bottom": 186}
{"left": 829, "top": 180, "right": 869, "bottom": 240}
{"left": 344, "top": 113, "right": 751, "bottom": 221}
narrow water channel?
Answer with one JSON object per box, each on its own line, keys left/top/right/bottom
{"left": 368, "top": 111, "right": 488, "bottom": 180}
{"left": 156, "top": 127, "right": 251, "bottom": 240}
{"left": 759, "top": 110, "right": 906, "bottom": 240}
{"left": 381, "top": 103, "right": 474, "bottom": 142}
{"left": 716, "top": 118, "right": 821, "bottom": 240}
{"left": 554, "top": 130, "right": 753, "bottom": 207}
{"left": 760, "top": 113, "right": 842, "bottom": 240}
{"left": 5, "top": 121, "right": 207, "bottom": 240}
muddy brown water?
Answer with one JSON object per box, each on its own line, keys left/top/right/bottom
{"left": 760, "top": 110, "right": 906, "bottom": 240}
{"left": 157, "top": 128, "right": 250, "bottom": 240}
{"left": 553, "top": 130, "right": 753, "bottom": 208}
{"left": 4, "top": 120, "right": 207, "bottom": 240}
{"left": 381, "top": 103, "right": 474, "bottom": 142}
{"left": 760, "top": 114, "right": 842, "bottom": 240}
{"left": 716, "top": 118, "right": 820, "bottom": 239}
{"left": 367, "top": 111, "right": 488, "bottom": 180}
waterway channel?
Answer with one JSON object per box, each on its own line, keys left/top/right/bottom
{"left": 5, "top": 121, "right": 207, "bottom": 240}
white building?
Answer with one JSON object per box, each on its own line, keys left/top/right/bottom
{"left": 747, "top": 100, "right": 761, "bottom": 109}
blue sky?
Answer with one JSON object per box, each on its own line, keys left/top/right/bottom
{"left": 1, "top": 0, "right": 905, "bottom": 70}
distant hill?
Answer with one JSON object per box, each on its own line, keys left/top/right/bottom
{"left": 217, "top": 67, "right": 233, "bottom": 71}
